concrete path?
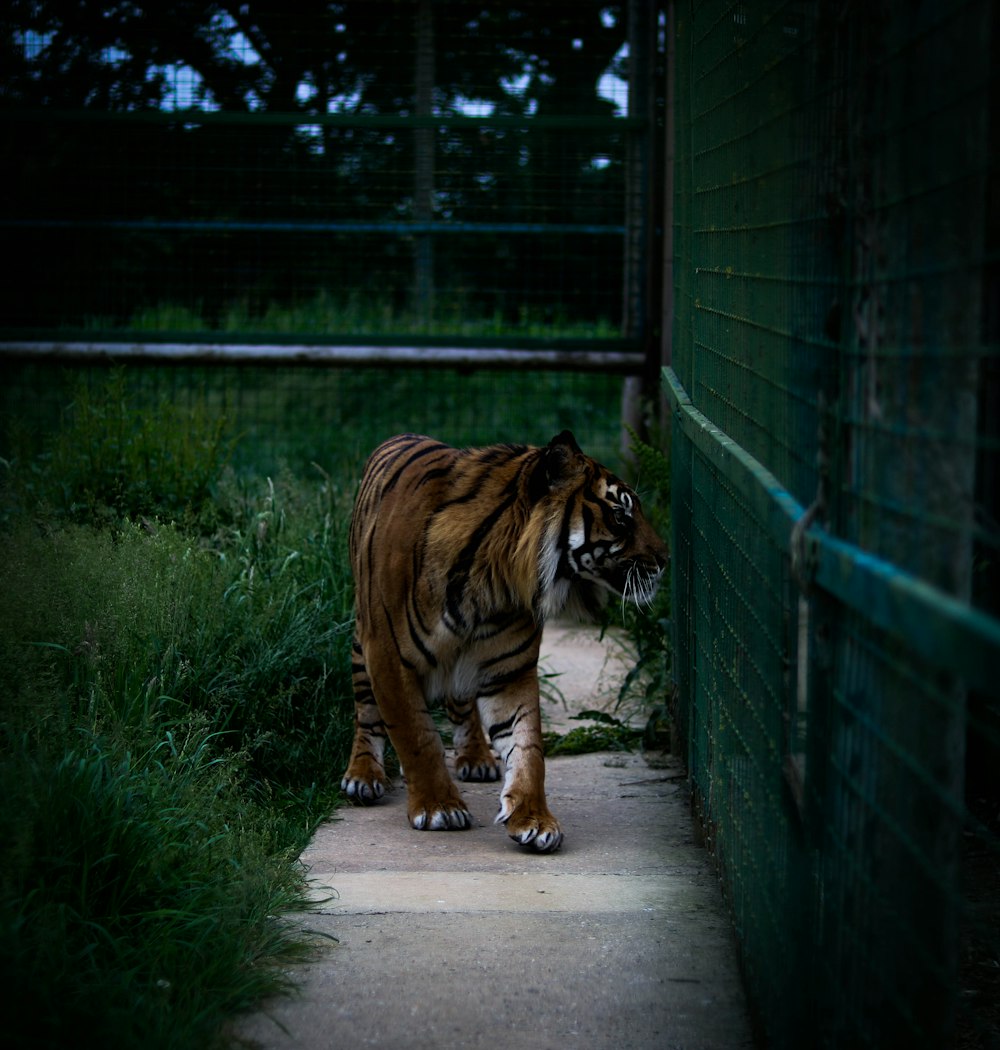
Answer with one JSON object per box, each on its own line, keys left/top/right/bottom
{"left": 234, "top": 624, "right": 753, "bottom": 1050}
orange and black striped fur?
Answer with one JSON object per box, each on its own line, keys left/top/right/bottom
{"left": 341, "top": 431, "right": 668, "bottom": 852}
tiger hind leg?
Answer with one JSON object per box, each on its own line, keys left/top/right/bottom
{"left": 447, "top": 696, "right": 502, "bottom": 782}
{"left": 340, "top": 634, "right": 391, "bottom": 803}
{"left": 361, "top": 649, "right": 472, "bottom": 832}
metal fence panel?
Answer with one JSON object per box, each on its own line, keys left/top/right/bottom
{"left": 0, "top": 2, "right": 655, "bottom": 368}
{"left": 669, "top": 2, "right": 1000, "bottom": 1047}
{"left": 0, "top": 2, "right": 667, "bottom": 473}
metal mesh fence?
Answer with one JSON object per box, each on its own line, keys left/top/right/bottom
{"left": 669, "top": 2, "right": 1000, "bottom": 1047}
{"left": 0, "top": 2, "right": 643, "bottom": 352}
{"left": 1, "top": 112, "right": 628, "bottom": 338}
{"left": 0, "top": 359, "right": 625, "bottom": 477}
{"left": 0, "top": 1, "right": 665, "bottom": 475}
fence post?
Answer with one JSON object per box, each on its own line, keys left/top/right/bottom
{"left": 413, "top": 0, "right": 435, "bottom": 326}
{"left": 621, "top": 0, "right": 665, "bottom": 461}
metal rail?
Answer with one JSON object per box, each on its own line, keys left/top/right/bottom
{"left": 0, "top": 341, "right": 647, "bottom": 374}
{"left": 664, "top": 365, "right": 1000, "bottom": 697}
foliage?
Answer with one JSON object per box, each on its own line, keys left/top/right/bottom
{"left": 3, "top": 5, "right": 629, "bottom": 334}
{"left": 0, "top": 727, "right": 317, "bottom": 1050}
{"left": 1, "top": 362, "right": 625, "bottom": 486}
{"left": 614, "top": 429, "right": 673, "bottom": 748}
{"left": 1, "top": 3, "right": 625, "bottom": 118}
{"left": 543, "top": 710, "right": 642, "bottom": 756}
{"left": 1, "top": 473, "right": 356, "bottom": 792}
{"left": 0, "top": 390, "right": 357, "bottom": 1046}
{"left": 197, "top": 468, "right": 357, "bottom": 786}
{"left": 3, "top": 368, "right": 235, "bottom": 526}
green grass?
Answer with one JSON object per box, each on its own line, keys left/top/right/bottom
{"left": 0, "top": 378, "right": 359, "bottom": 1047}
{"left": 3, "top": 367, "right": 237, "bottom": 526}
{"left": 84, "top": 291, "right": 621, "bottom": 341}
{"left": 0, "top": 727, "right": 317, "bottom": 1050}
{"left": 2, "top": 363, "right": 626, "bottom": 483}
{"left": 0, "top": 502, "right": 356, "bottom": 1047}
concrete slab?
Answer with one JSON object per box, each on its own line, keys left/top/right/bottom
{"left": 232, "top": 623, "right": 753, "bottom": 1050}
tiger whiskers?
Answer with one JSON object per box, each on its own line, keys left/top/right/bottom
{"left": 620, "top": 561, "right": 661, "bottom": 619}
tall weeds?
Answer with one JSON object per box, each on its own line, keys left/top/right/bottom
{"left": 0, "top": 374, "right": 357, "bottom": 1048}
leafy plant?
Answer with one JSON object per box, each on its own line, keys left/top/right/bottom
{"left": 543, "top": 710, "right": 642, "bottom": 756}
{"left": 0, "top": 724, "right": 318, "bottom": 1050}
{"left": 613, "top": 428, "right": 673, "bottom": 750}
{"left": 0, "top": 461, "right": 357, "bottom": 1047}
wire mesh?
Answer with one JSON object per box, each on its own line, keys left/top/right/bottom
{"left": 0, "top": 360, "right": 626, "bottom": 479}
{"left": 0, "top": 2, "right": 659, "bottom": 481}
{"left": 671, "top": 1, "right": 1000, "bottom": 1047}
{"left": 0, "top": 2, "right": 639, "bottom": 349}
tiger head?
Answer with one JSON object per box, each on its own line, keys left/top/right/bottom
{"left": 529, "top": 431, "right": 669, "bottom": 619}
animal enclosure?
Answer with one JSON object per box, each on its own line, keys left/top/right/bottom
{"left": 668, "top": 2, "right": 1000, "bottom": 1047}
{"left": 3, "top": 2, "right": 1000, "bottom": 1048}
{"left": 1, "top": 2, "right": 666, "bottom": 472}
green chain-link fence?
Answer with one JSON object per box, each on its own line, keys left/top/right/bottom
{"left": 0, "top": 2, "right": 667, "bottom": 473}
{"left": 0, "top": 3, "right": 640, "bottom": 343}
{"left": 668, "top": 2, "right": 1000, "bottom": 1047}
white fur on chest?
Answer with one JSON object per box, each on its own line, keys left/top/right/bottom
{"left": 424, "top": 647, "right": 492, "bottom": 703}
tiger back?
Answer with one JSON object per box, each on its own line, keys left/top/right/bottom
{"left": 340, "top": 431, "right": 668, "bottom": 852}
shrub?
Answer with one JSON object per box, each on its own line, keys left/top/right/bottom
{"left": 4, "top": 367, "right": 235, "bottom": 525}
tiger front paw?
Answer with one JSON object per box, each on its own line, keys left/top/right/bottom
{"left": 495, "top": 795, "right": 563, "bottom": 852}
{"left": 340, "top": 759, "right": 390, "bottom": 804}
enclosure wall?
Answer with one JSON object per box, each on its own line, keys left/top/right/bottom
{"left": 0, "top": 2, "right": 662, "bottom": 374}
{"left": 0, "top": 2, "right": 674, "bottom": 476}
{"left": 669, "top": 3, "right": 1000, "bottom": 1047}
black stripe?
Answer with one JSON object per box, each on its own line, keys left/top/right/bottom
{"left": 383, "top": 440, "right": 450, "bottom": 495}
{"left": 405, "top": 599, "right": 438, "bottom": 668}
{"left": 479, "top": 627, "right": 541, "bottom": 669}
{"left": 480, "top": 658, "right": 538, "bottom": 696}
{"left": 381, "top": 600, "right": 416, "bottom": 670}
{"left": 435, "top": 447, "right": 525, "bottom": 511}
{"left": 473, "top": 611, "right": 530, "bottom": 640}
{"left": 487, "top": 705, "right": 526, "bottom": 742}
{"left": 556, "top": 493, "right": 581, "bottom": 578}
{"left": 444, "top": 489, "right": 519, "bottom": 628}
{"left": 415, "top": 466, "right": 453, "bottom": 488}
{"left": 409, "top": 545, "right": 432, "bottom": 635}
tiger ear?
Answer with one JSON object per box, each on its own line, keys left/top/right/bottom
{"left": 528, "top": 431, "right": 584, "bottom": 501}
{"left": 549, "top": 430, "right": 582, "bottom": 456}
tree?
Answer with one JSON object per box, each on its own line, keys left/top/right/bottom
{"left": 1, "top": 3, "right": 633, "bottom": 330}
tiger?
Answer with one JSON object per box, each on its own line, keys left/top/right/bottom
{"left": 340, "top": 430, "right": 668, "bottom": 852}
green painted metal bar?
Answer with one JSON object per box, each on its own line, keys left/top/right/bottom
{"left": 1, "top": 108, "right": 644, "bottom": 131}
{"left": 0, "top": 218, "right": 625, "bottom": 237}
{"left": 664, "top": 366, "right": 1000, "bottom": 698}
{"left": 663, "top": 365, "right": 804, "bottom": 551}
